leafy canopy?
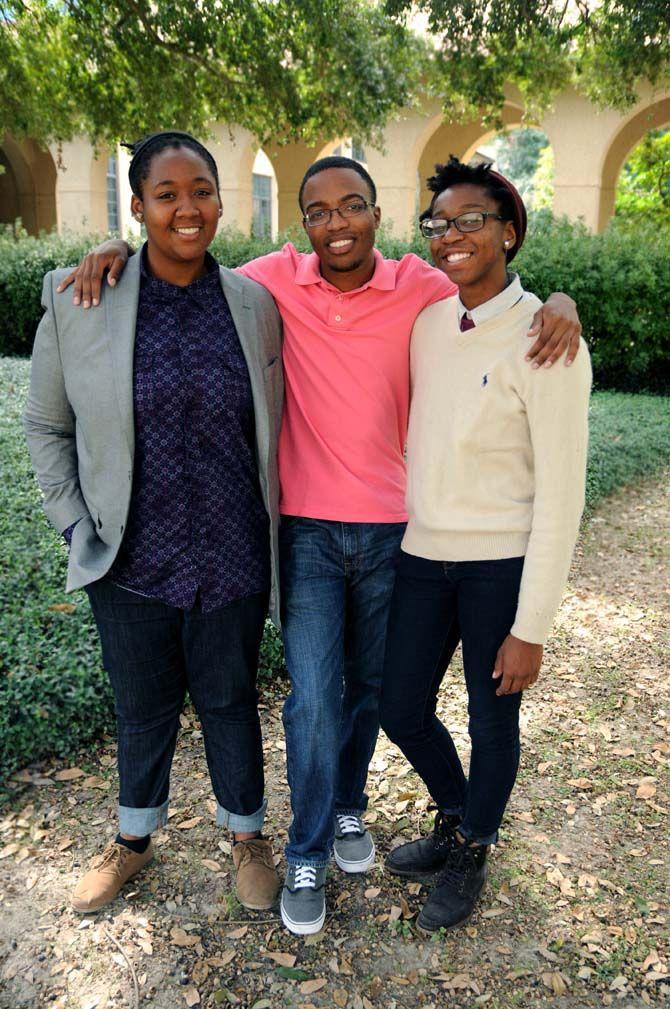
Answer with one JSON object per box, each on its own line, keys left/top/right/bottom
{"left": 0, "top": 0, "right": 427, "bottom": 146}
{"left": 1, "top": 2, "right": 669, "bottom": 147}
{"left": 386, "top": 1, "right": 670, "bottom": 125}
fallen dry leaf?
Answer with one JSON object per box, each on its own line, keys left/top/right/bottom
{"left": 226, "top": 926, "right": 248, "bottom": 939}
{"left": 175, "top": 817, "right": 203, "bottom": 830}
{"left": 170, "top": 927, "right": 201, "bottom": 948}
{"left": 54, "top": 768, "right": 85, "bottom": 781}
{"left": 183, "top": 988, "right": 200, "bottom": 1006}
{"left": 299, "top": 979, "right": 327, "bottom": 994}
{"left": 266, "top": 952, "right": 297, "bottom": 968}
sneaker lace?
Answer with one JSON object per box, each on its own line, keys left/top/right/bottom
{"left": 336, "top": 814, "right": 363, "bottom": 836}
{"left": 293, "top": 865, "right": 318, "bottom": 889}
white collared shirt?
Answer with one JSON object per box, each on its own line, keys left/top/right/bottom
{"left": 457, "top": 272, "right": 524, "bottom": 329}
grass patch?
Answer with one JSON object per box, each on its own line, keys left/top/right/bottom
{"left": 1, "top": 358, "right": 668, "bottom": 787}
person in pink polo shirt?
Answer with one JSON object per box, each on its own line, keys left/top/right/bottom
{"left": 57, "top": 154, "right": 582, "bottom": 935}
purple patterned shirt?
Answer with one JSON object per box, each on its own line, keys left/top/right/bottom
{"left": 106, "top": 247, "right": 270, "bottom": 611}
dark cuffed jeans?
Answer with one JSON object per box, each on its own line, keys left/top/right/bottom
{"left": 86, "top": 579, "right": 268, "bottom": 836}
{"left": 279, "top": 517, "right": 406, "bottom": 867}
{"left": 380, "top": 551, "right": 525, "bottom": 845}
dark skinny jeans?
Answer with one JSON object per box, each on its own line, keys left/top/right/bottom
{"left": 380, "top": 551, "right": 525, "bottom": 844}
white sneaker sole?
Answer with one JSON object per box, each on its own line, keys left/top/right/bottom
{"left": 280, "top": 898, "right": 326, "bottom": 935}
{"left": 333, "top": 840, "right": 376, "bottom": 873}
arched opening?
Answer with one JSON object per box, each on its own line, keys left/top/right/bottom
{"left": 472, "top": 127, "right": 555, "bottom": 212}
{"left": 265, "top": 137, "right": 342, "bottom": 233}
{"left": 614, "top": 126, "right": 670, "bottom": 221}
{"left": 416, "top": 102, "right": 525, "bottom": 220}
{"left": 0, "top": 136, "right": 57, "bottom": 234}
{"left": 599, "top": 98, "right": 670, "bottom": 231}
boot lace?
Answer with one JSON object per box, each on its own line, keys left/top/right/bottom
{"left": 436, "top": 843, "right": 478, "bottom": 894}
{"left": 336, "top": 813, "right": 364, "bottom": 836}
{"left": 430, "top": 807, "right": 460, "bottom": 852}
{"left": 237, "top": 838, "right": 274, "bottom": 869}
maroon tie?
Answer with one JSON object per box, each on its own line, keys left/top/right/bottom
{"left": 460, "top": 314, "right": 475, "bottom": 332}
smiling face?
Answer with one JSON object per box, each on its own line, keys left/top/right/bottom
{"left": 130, "top": 145, "right": 221, "bottom": 285}
{"left": 428, "top": 183, "right": 516, "bottom": 309}
{"left": 301, "top": 167, "right": 381, "bottom": 290}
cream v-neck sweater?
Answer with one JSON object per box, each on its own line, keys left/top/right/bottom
{"left": 403, "top": 293, "right": 592, "bottom": 644}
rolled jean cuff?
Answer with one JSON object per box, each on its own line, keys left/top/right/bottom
{"left": 118, "top": 799, "right": 169, "bottom": 836}
{"left": 458, "top": 822, "right": 498, "bottom": 846}
{"left": 216, "top": 797, "right": 267, "bottom": 832}
{"left": 334, "top": 806, "right": 367, "bottom": 818}
{"left": 286, "top": 855, "right": 330, "bottom": 870}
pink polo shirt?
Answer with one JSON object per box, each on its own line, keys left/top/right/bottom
{"left": 238, "top": 243, "right": 456, "bottom": 521}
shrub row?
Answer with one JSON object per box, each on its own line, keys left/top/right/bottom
{"left": 0, "top": 214, "right": 668, "bottom": 391}
{"left": 2, "top": 355, "right": 669, "bottom": 786}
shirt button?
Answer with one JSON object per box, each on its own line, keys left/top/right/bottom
{"left": 337, "top": 295, "right": 344, "bottom": 302}
{"left": 335, "top": 315, "right": 342, "bottom": 322}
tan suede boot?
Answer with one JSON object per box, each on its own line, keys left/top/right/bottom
{"left": 232, "top": 837, "right": 280, "bottom": 910}
{"left": 71, "top": 841, "right": 154, "bottom": 913}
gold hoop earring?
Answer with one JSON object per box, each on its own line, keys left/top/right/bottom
{"left": 135, "top": 213, "right": 144, "bottom": 224}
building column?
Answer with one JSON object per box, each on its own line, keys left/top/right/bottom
{"left": 207, "top": 124, "right": 257, "bottom": 235}
{"left": 50, "top": 139, "right": 108, "bottom": 234}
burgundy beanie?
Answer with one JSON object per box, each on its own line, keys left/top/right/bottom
{"left": 488, "top": 169, "right": 527, "bottom": 263}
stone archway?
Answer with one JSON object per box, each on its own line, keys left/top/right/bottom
{"left": 598, "top": 97, "right": 670, "bottom": 230}
{"left": 417, "top": 102, "right": 525, "bottom": 216}
{"left": 0, "top": 135, "right": 57, "bottom": 234}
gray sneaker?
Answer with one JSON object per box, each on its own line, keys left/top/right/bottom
{"left": 280, "top": 864, "right": 327, "bottom": 935}
{"left": 333, "top": 813, "right": 375, "bottom": 873}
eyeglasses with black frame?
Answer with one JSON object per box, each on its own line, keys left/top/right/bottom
{"left": 420, "top": 211, "right": 508, "bottom": 239}
{"left": 303, "top": 200, "right": 376, "bottom": 228}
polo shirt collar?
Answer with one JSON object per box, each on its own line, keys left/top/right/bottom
{"left": 294, "top": 248, "right": 397, "bottom": 292}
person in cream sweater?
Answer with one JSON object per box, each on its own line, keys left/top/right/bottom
{"left": 380, "top": 157, "right": 592, "bottom": 933}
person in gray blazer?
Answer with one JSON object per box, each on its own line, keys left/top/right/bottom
{"left": 23, "top": 132, "right": 283, "bottom": 915}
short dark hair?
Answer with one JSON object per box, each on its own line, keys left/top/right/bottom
{"left": 123, "top": 131, "right": 220, "bottom": 198}
{"left": 420, "top": 155, "right": 514, "bottom": 223}
{"left": 299, "top": 156, "right": 377, "bottom": 211}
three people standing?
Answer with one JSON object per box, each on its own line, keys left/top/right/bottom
{"left": 27, "top": 135, "right": 587, "bottom": 934}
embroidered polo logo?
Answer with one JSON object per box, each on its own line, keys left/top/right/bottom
{"left": 482, "top": 374, "right": 489, "bottom": 387}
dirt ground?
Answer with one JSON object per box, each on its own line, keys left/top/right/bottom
{"left": 1, "top": 474, "right": 668, "bottom": 1009}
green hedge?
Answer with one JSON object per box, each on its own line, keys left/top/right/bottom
{"left": 1, "top": 355, "right": 669, "bottom": 787}
{"left": 1, "top": 215, "right": 668, "bottom": 391}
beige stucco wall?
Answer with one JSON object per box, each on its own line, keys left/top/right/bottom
{"left": 2, "top": 82, "right": 669, "bottom": 240}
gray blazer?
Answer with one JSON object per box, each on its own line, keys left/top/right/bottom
{"left": 23, "top": 254, "right": 284, "bottom": 625}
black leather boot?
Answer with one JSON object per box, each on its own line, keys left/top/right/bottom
{"left": 384, "top": 810, "right": 461, "bottom": 882}
{"left": 416, "top": 838, "right": 488, "bottom": 932}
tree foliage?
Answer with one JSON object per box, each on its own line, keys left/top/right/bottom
{"left": 615, "top": 129, "right": 670, "bottom": 222}
{"left": 0, "top": 0, "right": 427, "bottom": 146}
{"left": 386, "top": 1, "right": 670, "bottom": 125}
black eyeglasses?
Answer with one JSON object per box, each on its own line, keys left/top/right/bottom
{"left": 303, "top": 200, "right": 375, "bottom": 228}
{"left": 420, "top": 211, "right": 507, "bottom": 239}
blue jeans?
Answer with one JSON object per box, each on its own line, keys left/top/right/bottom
{"left": 86, "top": 579, "right": 269, "bottom": 836}
{"left": 380, "top": 552, "right": 525, "bottom": 845}
{"left": 279, "top": 518, "right": 405, "bottom": 867}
